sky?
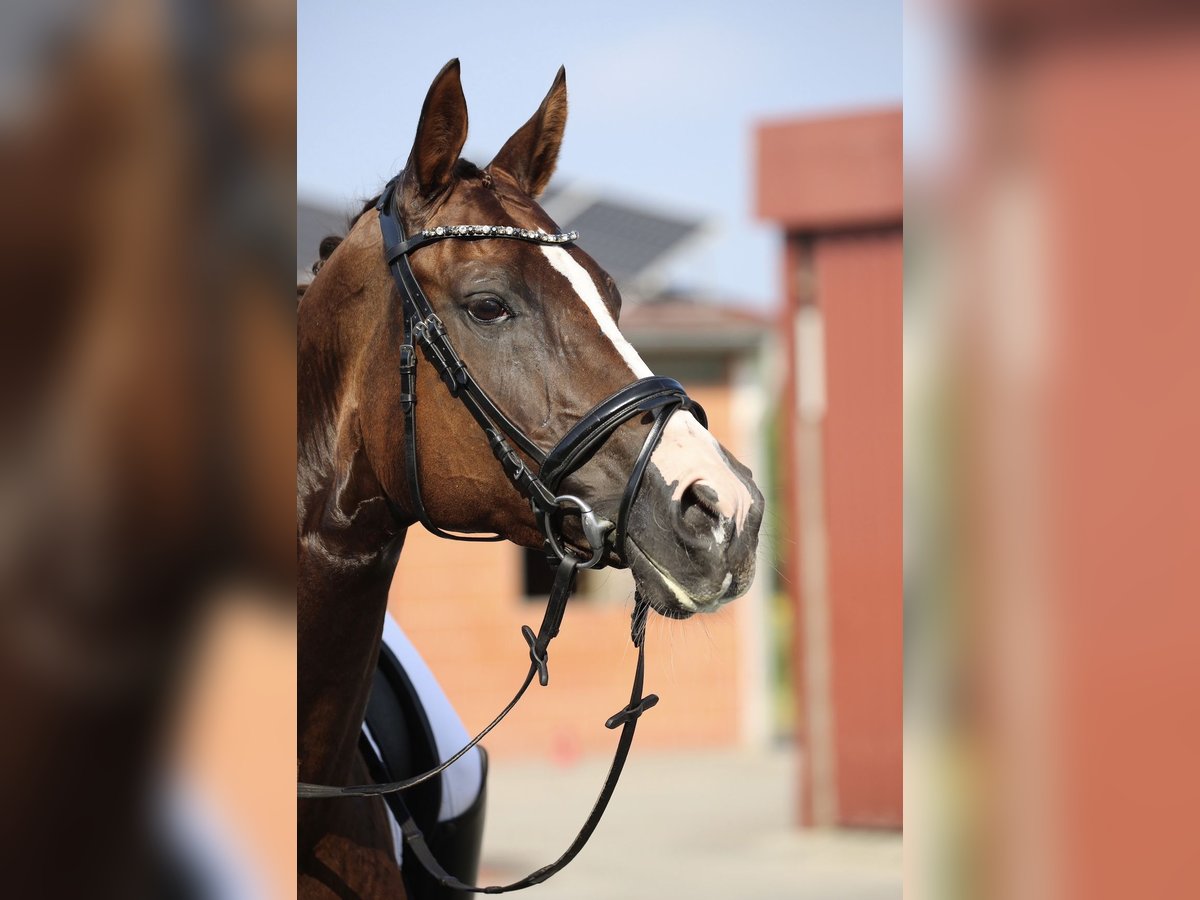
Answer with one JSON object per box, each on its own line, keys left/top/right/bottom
{"left": 298, "top": 1, "right": 901, "bottom": 308}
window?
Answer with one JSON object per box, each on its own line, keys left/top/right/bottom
{"left": 521, "top": 547, "right": 557, "bottom": 598}
{"left": 521, "top": 547, "right": 636, "bottom": 604}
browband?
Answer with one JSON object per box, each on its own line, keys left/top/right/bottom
{"left": 386, "top": 223, "right": 579, "bottom": 262}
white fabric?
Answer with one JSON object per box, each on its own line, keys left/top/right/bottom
{"left": 160, "top": 776, "right": 265, "bottom": 899}
{"left": 359, "top": 723, "right": 407, "bottom": 867}
{"left": 362, "top": 613, "right": 484, "bottom": 865}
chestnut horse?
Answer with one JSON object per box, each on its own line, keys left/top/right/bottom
{"left": 298, "top": 60, "right": 764, "bottom": 898}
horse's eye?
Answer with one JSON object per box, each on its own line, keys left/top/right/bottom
{"left": 465, "top": 296, "right": 511, "bottom": 323}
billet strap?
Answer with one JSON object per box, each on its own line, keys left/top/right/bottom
{"left": 393, "top": 597, "right": 656, "bottom": 894}
{"left": 297, "top": 556, "right": 581, "bottom": 801}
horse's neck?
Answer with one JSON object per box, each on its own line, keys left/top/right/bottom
{"left": 297, "top": 308, "right": 407, "bottom": 782}
{"left": 296, "top": 532, "right": 407, "bottom": 870}
{"left": 300, "top": 548, "right": 398, "bottom": 786}
{"left": 297, "top": 271, "right": 420, "bottom": 866}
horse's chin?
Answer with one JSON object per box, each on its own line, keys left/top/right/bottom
{"left": 625, "top": 538, "right": 742, "bottom": 620}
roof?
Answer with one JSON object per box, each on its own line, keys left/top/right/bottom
{"left": 621, "top": 297, "right": 771, "bottom": 353}
{"left": 539, "top": 186, "right": 704, "bottom": 295}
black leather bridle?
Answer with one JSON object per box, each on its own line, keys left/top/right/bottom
{"left": 297, "top": 178, "right": 707, "bottom": 894}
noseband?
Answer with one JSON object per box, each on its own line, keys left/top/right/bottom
{"left": 298, "top": 178, "right": 708, "bottom": 894}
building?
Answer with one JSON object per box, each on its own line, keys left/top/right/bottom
{"left": 756, "top": 109, "right": 903, "bottom": 828}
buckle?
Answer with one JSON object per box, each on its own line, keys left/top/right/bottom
{"left": 398, "top": 344, "right": 416, "bottom": 370}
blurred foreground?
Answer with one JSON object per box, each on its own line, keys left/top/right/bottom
{"left": 906, "top": 3, "right": 1200, "bottom": 898}
{"left": 0, "top": 1, "right": 295, "bottom": 897}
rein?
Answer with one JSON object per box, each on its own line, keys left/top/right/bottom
{"left": 298, "top": 178, "right": 705, "bottom": 893}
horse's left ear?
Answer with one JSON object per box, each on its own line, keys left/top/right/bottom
{"left": 487, "top": 66, "right": 567, "bottom": 199}
{"left": 405, "top": 59, "right": 469, "bottom": 204}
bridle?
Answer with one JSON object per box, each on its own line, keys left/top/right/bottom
{"left": 297, "top": 177, "right": 707, "bottom": 893}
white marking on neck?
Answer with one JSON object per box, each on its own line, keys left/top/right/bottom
{"left": 539, "top": 246, "right": 652, "bottom": 378}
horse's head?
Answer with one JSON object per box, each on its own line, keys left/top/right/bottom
{"left": 307, "top": 60, "right": 762, "bottom": 617}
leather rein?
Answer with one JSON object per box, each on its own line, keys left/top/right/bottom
{"left": 297, "top": 177, "right": 706, "bottom": 893}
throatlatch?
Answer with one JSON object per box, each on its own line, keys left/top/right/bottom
{"left": 297, "top": 177, "right": 706, "bottom": 893}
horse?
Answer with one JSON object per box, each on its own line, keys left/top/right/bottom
{"left": 297, "top": 59, "right": 764, "bottom": 899}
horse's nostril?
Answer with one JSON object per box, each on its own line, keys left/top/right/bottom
{"left": 680, "top": 480, "right": 723, "bottom": 525}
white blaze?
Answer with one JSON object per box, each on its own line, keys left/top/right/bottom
{"left": 539, "top": 245, "right": 753, "bottom": 534}
{"left": 540, "top": 247, "right": 652, "bottom": 378}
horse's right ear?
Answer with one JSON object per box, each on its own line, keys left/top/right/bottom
{"left": 487, "top": 66, "right": 567, "bottom": 199}
{"left": 403, "top": 59, "right": 468, "bottom": 204}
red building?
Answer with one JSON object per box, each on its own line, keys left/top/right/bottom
{"left": 757, "top": 109, "right": 903, "bottom": 828}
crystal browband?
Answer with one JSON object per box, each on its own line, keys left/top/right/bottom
{"left": 385, "top": 223, "right": 580, "bottom": 263}
{"left": 420, "top": 224, "right": 579, "bottom": 243}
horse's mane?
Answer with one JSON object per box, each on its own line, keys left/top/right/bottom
{"left": 309, "top": 160, "right": 487, "bottom": 277}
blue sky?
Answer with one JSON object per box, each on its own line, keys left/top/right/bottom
{"left": 298, "top": 1, "right": 901, "bottom": 307}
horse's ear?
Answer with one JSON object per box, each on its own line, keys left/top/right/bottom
{"left": 404, "top": 59, "right": 469, "bottom": 202}
{"left": 487, "top": 66, "right": 567, "bottom": 199}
